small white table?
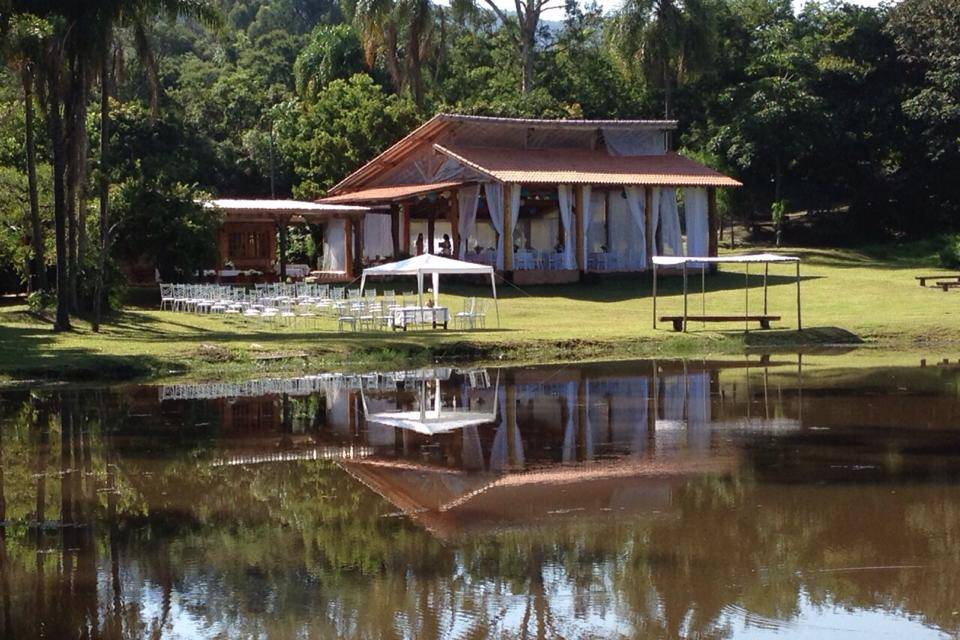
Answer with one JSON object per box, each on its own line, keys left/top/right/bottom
{"left": 391, "top": 306, "right": 449, "bottom": 330}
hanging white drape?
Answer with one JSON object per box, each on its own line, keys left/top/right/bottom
{"left": 649, "top": 188, "right": 661, "bottom": 257}
{"left": 457, "top": 184, "right": 480, "bottom": 259}
{"left": 557, "top": 184, "right": 576, "bottom": 269}
{"left": 362, "top": 213, "right": 393, "bottom": 260}
{"left": 321, "top": 219, "right": 346, "bottom": 272}
{"left": 624, "top": 186, "right": 648, "bottom": 269}
{"left": 684, "top": 188, "right": 709, "bottom": 258}
{"left": 508, "top": 183, "right": 521, "bottom": 260}
{"left": 579, "top": 186, "right": 593, "bottom": 265}
{"left": 659, "top": 188, "right": 683, "bottom": 256}
{"left": 485, "top": 183, "right": 505, "bottom": 269}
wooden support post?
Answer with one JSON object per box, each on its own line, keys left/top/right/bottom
{"left": 744, "top": 262, "right": 749, "bottom": 333}
{"left": 652, "top": 262, "right": 658, "bottom": 329}
{"left": 390, "top": 204, "right": 400, "bottom": 258}
{"left": 427, "top": 214, "right": 435, "bottom": 255}
{"left": 353, "top": 215, "right": 363, "bottom": 277}
{"left": 449, "top": 192, "right": 460, "bottom": 258}
{"left": 401, "top": 203, "right": 411, "bottom": 254}
{"left": 682, "top": 261, "right": 688, "bottom": 332}
{"left": 503, "top": 185, "right": 514, "bottom": 272}
{"left": 763, "top": 263, "right": 769, "bottom": 315}
{"left": 277, "top": 214, "right": 289, "bottom": 282}
{"left": 344, "top": 217, "right": 354, "bottom": 279}
{"left": 574, "top": 186, "right": 585, "bottom": 272}
{"left": 796, "top": 261, "right": 802, "bottom": 330}
{"left": 645, "top": 187, "right": 654, "bottom": 268}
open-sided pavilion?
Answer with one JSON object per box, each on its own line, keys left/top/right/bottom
{"left": 319, "top": 113, "right": 741, "bottom": 285}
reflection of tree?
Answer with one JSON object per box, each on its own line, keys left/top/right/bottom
{"left": 3, "top": 390, "right": 960, "bottom": 638}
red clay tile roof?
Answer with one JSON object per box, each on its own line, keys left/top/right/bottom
{"left": 434, "top": 145, "right": 742, "bottom": 187}
{"left": 317, "top": 181, "right": 468, "bottom": 204}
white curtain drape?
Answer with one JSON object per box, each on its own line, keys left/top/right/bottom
{"left": 557, "top": 184, "right": 576, "bottom": 269}
{"left": 321, "top": 219, "right": 346, "bottom": 272}
{"left": 457, "top": 184, "right": 480, "bottom": 259}
{"left": 485, "top": 182, "right": 505, "bottom": 269}
{"left": 362, "top": 213, "right": 393, "bottom": 260}
{"left": 649, "top": 188, "right": 661, "bottom": 257}
{"left": 578, "top": 186, "right": 592, "bottom": 268}
{"left": 624, "top": 186, "right": 648, "bottom": 269}
{"left": 508, "top": 183, "right": 521, "bottom": 260}
{"left": 684, "top": 188, "right": 709, "bottom": 257}
{"left": 660, "top": 188, "right": 682, "bottom": 256}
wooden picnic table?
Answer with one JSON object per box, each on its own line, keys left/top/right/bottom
{"left": 916, "top": 274, "right": 960, "bottom": 287}
{"left": 660, "top": 315, "right": 781, "bottom": 332}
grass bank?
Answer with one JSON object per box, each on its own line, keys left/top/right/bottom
{"left": 2, "top": 244, "right": 959, "bottom": 382}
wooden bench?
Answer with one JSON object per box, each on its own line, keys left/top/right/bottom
{"left": 916, "top": 275, "right": 960, "bottom": 287}
{"left": 935, "top": 280, "right": 960, "bottom": 292}
{"left": 660, "top": 315, "right": 781, "bottom": 332}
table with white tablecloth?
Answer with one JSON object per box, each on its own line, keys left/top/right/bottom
{"left": 390, "top": 306, "right": 449, "bottom": 330}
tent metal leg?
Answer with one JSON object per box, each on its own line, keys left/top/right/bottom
{"left": 796, "top": 261, "right": 802, "bottom": 330}
{"left": 745, "top": 263, "right": 749, "bottom": 333}
{"left": 763, "top": 263, "right": 769, "bottom": 315}
{"left": 652, "top": 263, "right": 658, "bottom": 329}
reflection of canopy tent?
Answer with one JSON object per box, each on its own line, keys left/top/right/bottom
{"left": 359, "top": 254, "right": 499, "bottom": 325}
{"left": 361, "top": 373, "right": 499, "bottom": 436}
{"left": 652, "top": 253, "right": 802, "bottom": 332}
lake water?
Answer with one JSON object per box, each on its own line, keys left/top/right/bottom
{"left": 2, "top": 355, "right": 960, "bottom": 639}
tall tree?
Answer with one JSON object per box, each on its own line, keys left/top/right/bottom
{"left": 353, "top": 0, "right": 434, "bottom": 105}
{"left": 474, "top": 0, "right": 561, "bottom": 94}
{"left": 4, "top": 15, "right": 48, "bottom": 292}
{"left": 612, "top": 0, "right": 714, "bottom": 118}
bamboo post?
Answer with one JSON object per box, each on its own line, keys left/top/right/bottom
{"left": 682, "top": 261, "right": 688, "bottom": 332}
{"left": 652, "top": 261, "right": 657, "bottom": 329}
{"left": 744, "top": 262, "right": 749, "bottom": 333}
{"left": 763, "top": 263, "right": 769, "bottom": 315}
{"left": 401, "top": 203, "right": 411, "bottom": 254}
{"left": 701, "top": 263, "right": 706, "bottom": 328}
{"left": 796, "top": 260, "right": 802, "bottom": 330}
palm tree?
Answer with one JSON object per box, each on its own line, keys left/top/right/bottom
{"left": 4, "top": 16, "right": 48, "bottom": 292}
{"left": 612, "top": 0, "right": 714, "bottom": 119}
{"left": 90, "top": 0, "right": 221, "bottom": 332}
{"left": 353, "top": 0, "right": 433, "bottom": 106}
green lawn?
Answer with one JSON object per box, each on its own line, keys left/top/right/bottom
{"left": 2, "top": 244, "right": 959, "bottom": 381}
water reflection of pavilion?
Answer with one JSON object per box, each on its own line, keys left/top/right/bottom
{"left": 154, "top": 358, "right": 804, "bottom": 535}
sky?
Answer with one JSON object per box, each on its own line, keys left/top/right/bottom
{"left": 490, "top": 0, "right": 893, "bottom": 19}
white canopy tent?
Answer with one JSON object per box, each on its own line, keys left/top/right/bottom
{"left": 359, "top": 253, "right": 500, "bottom": 326}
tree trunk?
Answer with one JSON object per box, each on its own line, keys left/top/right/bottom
{"left": 47, "top": 65, "right": 72, "bottom": 332}
{"left": 93, "top": 37, "right": 111, "bottom": 333}
{"left": 662, "top": 62, "right": 673, "bottom": 119}
{"left": 520, "top": 21, "right": 535, "bottom": 94}
{"left": 65, "top": 58, "right": 83, "bottom": 313}
{"left": 23, "top": 67, "right": 46, "bottom": 292}
{"left": 383, "top": 25, "right": 403, "bottom": 95}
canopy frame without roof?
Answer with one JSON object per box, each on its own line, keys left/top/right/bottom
{"left": 651, "top": 253, "right": 802, "bottom": 333}
{"left": 360, "top": 254, "right": 499, "bottom": 326}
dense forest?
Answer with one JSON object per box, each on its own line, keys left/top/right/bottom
{"left": 0, "top": 0, "right": 957, "bottom": 328}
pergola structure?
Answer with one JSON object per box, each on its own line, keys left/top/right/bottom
{"left": 319, "top": 114, "right": 741, "bottom": 285}
{"left": 202, "top": 199, "right": 370, "bottom": 282}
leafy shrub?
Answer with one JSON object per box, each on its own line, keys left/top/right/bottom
{"left": 26, "top": 290, "right": 55, "bottom": 314}
{"left": 939, "top": 236, "right": 960, "bottom": 268}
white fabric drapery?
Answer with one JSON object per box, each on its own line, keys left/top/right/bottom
{"left": 659, "top": 188, "right": 683, "bottom": 256}
{"left": 508, "top": 183, "right": 521, "bottom": 260}
{"left": 557, "top": 184, "right": 576, "bottom": 269}
{"left": 579, "top": 186, "right": 593, "bottom": 264}
{"left": 649, "top": 187, "right": 661, "bottom": 258}
{"left": 362, "top": 213, "right": 393, "bottom": 260}
{"left": 624, "top": 186, "right": 648, "bottom": 269}
{"left": 485, "top": 183, "right": 505, "bottom": 269}
{"left": 457, "top": 184, "right": 480, "bottom": 259}
{"left": 684, "top": 188, "right": 709, "bottom": 258}
{"left": 321, "top": 219, "right": 346, "bottom": 272}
